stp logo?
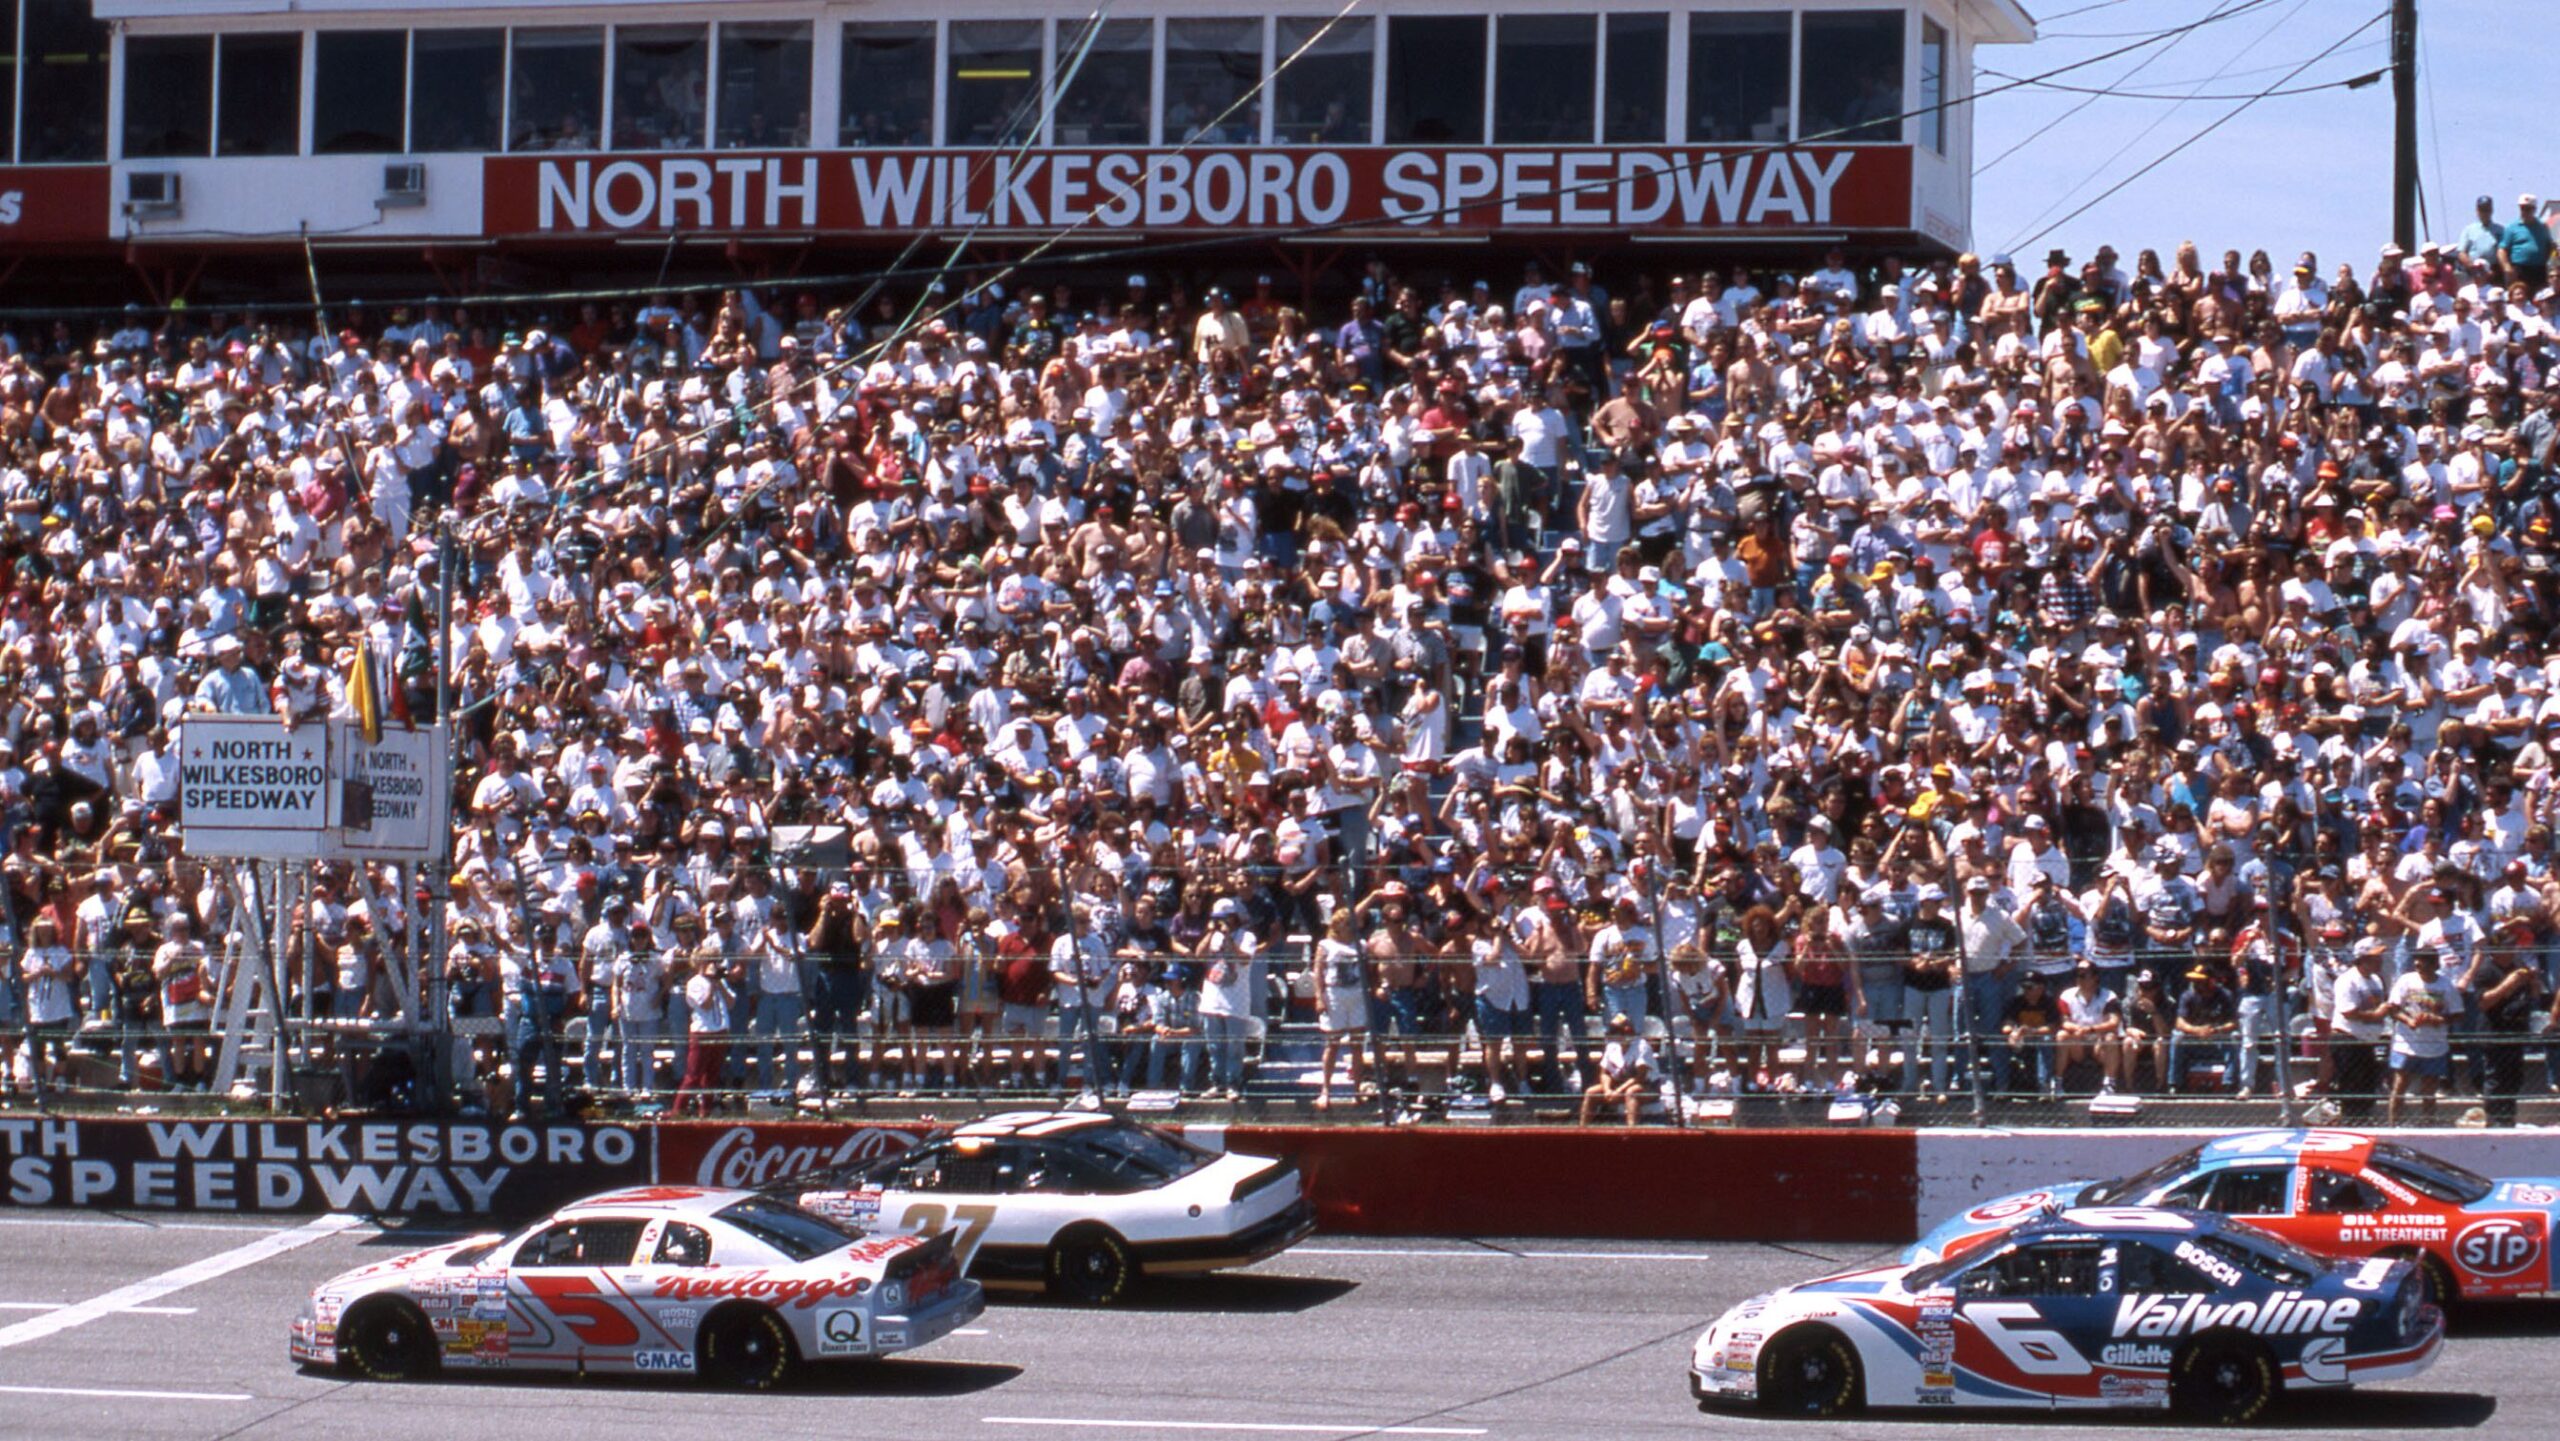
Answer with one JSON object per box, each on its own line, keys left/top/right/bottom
{"left": 2453, "top": 1218, "right": 2544, "bottom": 1278}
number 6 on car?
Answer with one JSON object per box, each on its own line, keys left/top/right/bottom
{"left": 768, "top": 1111, "right": 1315, "bottom": 1305}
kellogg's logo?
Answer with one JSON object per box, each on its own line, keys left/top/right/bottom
{"left": 688, "top": 1126, "right": 919, "bottom": 1188}
{"left": 651, "top": 1270, "right": 869, "bottom": 1310}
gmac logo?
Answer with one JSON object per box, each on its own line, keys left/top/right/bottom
{"left": 633, "top": 1349, "right": 695, "bottom": 1372}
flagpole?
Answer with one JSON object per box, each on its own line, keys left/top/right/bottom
{"left": 425, "top": 518, "right": 456, "bottom": 1113}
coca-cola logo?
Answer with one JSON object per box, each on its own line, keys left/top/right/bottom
{"left": 690, "top": 1126, "right": 919, "bottom": 1189}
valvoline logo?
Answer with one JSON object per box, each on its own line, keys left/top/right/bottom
{"left": 2453, "top": 1217, "right": 2544, "bottom": 1279}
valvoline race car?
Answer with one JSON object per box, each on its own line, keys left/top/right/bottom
{"left": 1911, "top": 1129, "right": 2560, "bottom": 1305}
{"left": 763, "top": 1111, "right": 1314, "bottom": 1304}
{"left": 290, "top": 1185, "right": 983, "bottom": 1388}
{"left": 1693, "top": 1206, "right": 2442, "bottom": 1422}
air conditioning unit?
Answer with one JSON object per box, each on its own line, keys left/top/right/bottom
{"left": 125, "top": 171, "right": 182, "bottom": 217}
{"left": 380, "top": 161, "right": 427, "bottom": 207}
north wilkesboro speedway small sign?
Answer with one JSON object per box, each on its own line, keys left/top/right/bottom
{"left": 178, "top": 716, "right": 451, "bottom": 860}
{"left": 0, "top": 1117, "right": 648, "bottom": 1217}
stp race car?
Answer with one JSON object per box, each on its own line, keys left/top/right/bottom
{"left": 1695, "top": 1206, "right": 2442, "bottom": 1423}
{"left": 763, "top": 1111, "right": 1314, "bottom": 1304}
{"left": 1911, "top": 1129, "right": 2560, "bottom": 1305}
{"left": 290, "top": 1185, "right": 983, "bottom": 1388}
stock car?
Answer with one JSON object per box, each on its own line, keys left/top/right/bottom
{"left": 1910, "top": 1130, "right": 2560, "bottom": 1305}
{"left": 1693, "top": 1206, "right": 2442, "bottom": 1422}
{"left": 289, "top": 1185, "right": 983, "bottom": 1388}
{"left": 762, "top": 1111, "right": 1315, "bottom": 1304}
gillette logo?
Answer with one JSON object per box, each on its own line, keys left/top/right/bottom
{"left": 2112, "top": 1292, "right": 2360, "bottom": 1338}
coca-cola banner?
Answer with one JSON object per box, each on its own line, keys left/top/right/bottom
{"left": 485, "top": 145, "right": 1912, "bottom": 238}
{"left": 0, "top": 1115, "right": 648, "bottom": 1218}
{"left": 657, "top": 1122, "right": 930, "bottom": 1191}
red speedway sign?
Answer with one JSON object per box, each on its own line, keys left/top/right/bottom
{"left": 487, "top": 145, "right": 1912, "bottom": 237}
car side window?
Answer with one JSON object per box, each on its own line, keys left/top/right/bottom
{"left": 896, "top": 1140, "right": 1002, "bottom": 1193}
{"left": 2154, "top": 1172, "right": 2214, "bottom": 1209}
{"left": 1959, "top": 1242, "right": 2106, "bottom": 1299}
{"left": 652, "top": 1222, "right": 713, "bottom": 1267}
{"left": 2206, "top": 1166, "right": 2293, "bottom": 1216}
{"left": 2114, "top": 1240, "right": 2215, "bottom": 1294}
{"left": 516, "top": 1218, "right": 646, "bottom": 1269}
{"left": 883, "top": 1142, "right": 952, "bottom": 1190}
{"left": 2305, "top": 1169, "right": 2388, "bottom": 1215}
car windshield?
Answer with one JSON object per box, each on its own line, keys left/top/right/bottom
{"left": 2081, "top": 1145, "right": 2205, "bottom": 1205}
{"left": 2370, "top": 1143, "right": 2495, "bottom": 1205}
{"left": 714, "top": 1196, "right": 863, "bottom": 1261}
{"left": 1902, "top": 1250, "right": 1973, "bottom": 1292}
{"left": 1075, "top": 1121, "right": 1216, "bottom": 1186}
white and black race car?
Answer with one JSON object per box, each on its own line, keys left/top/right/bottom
{"left": 291, "top": 1185, "right": 982, "bottom": 1388}
{"left": 763, "top": 1111, "right": 1315, "bottom": 1304}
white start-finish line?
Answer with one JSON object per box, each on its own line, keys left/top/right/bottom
{"left": 0, "top": 1383, "right": 253, "bottom": 1402}
{"left": 0, "top": 1212, "right": 358, "bottom": 1350}
{"left": 984, "top": 1421, "right": 1486, "bottom": 1436}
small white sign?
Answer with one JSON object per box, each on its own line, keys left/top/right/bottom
{"left": 180, "top": 717, "right": 331, "bottom": 858}
{"left": 334, "top": 722, "right": 450, "bottom": 858}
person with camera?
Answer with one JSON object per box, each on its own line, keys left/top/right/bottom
{"left": 802, "top": 880, "right": 870, "bottom": 1091}
{"left": 673, "top": 948, "right": 735, "bottom": 1118}
{"left": 2467, "top": 919, "right": 2548, "bottom": 1128}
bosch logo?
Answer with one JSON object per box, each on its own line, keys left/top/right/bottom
{"left": 2454, "top": 1218, "right": 2544, "bottom": 1279}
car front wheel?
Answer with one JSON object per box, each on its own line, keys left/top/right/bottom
{"left": 339, "top": 1299, "right": 437, "bottom": 1382}
{"left": 1046, "top": 1226, "right": 1136, "bottom": 1306}
{"left": 1758, "top": 1327, "right": 1861, "bottom": 1417}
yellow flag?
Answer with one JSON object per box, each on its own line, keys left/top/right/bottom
{"left": 349, "top": 643, "right": 383, "bottom": 744}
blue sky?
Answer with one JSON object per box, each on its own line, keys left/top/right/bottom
{"left": 1968, "top": 0, "right": 2552, "bottom": 267}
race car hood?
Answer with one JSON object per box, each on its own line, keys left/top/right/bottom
{"left": 313, "top": 1232, "right": 507, "bottom": 1295}
{"left": 1905, "top": 1183, "right": 2100, "bottom": 1263}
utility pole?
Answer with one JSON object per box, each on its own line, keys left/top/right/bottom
{"left": 2391, "top": 0, "right": 2419, "bottom": 251}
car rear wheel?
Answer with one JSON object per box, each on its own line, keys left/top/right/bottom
{"left": 1758, "top": 1327, "right": 1862, "bottom": 1417}
{"left": 2411, "top": 1252, "right": 2459, "bottom": 1310}
{"left": 1046, "top": 1226, "right": 1136, "bottom": 1306}
{"left": 339, "top": 1299, "right": 437, "bottom": 1382}
{"left": 698, "top": 1306, "right": 796, "bottom": 1390}
{"left": 2170, "top": 1335, "right": 2276, "bottom": 1425}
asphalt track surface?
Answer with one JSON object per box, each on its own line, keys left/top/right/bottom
{"left": 0, "top": 1212, "right": 2543, "bottom": 1440}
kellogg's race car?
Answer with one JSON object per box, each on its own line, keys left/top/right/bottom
{"left": 291, "top": 1185, "right": 983, "bottom": 1388}
{"left": 1695, "top": 1206, "right": 2442, "bottom": 1422}
{"left": 764, "top": 1111, "right": 1314, "bottom": 1304}
{"left": 1910, "top": 1130, "right": 2560, "bottom": 1305}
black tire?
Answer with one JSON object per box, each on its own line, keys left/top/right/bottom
{"left": 1757, "top": 1326, "right": 1862, "bottom": 1417}
{"left": 2170, "top": 1334, "right": 2276, "bottom": 1425}
{"left": 338, "top": 1298, "right": 437, "bottom": 1382}
{"left": 697, "top": 1305, "right": 796, "bottom": 1390}
{"left": 2412, "top": 1252, "right": 2459, "bottom": 1311}
{"left": 1046, "top": 1225, "right": 1136, "bottom": 1306}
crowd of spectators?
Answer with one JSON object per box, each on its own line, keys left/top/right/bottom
{"left": 4, "top": 188, "right": 2560, "bottom": 1124}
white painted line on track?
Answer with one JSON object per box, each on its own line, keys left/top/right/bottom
{"left": 0, "top": 1302, "right": 195, "bottom": 1315}
{"left": 985, "top": 1420, "right": 1485, "bottom": 1436}
{"left": 0, "top": 1216, "right": 306, "bottom": 1234}
{"left": 0, "top": 1213, "right": 359, "bottom": 1351}
{"left": 0, "top": 1383, "right": 252, "bottom": 1402}
{"left": 1294, "top": 1245, "right": 1717, "bottom": 1262}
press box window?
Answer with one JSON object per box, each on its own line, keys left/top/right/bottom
{"left": 0, "top": 1, "right": 17, "bottom": 163}
{"left": 945, "top": 20, "right": 1042, "bottom": 147}
{"left": 611, "top": 24, "right": 706, "bottom": 150}
{"left": 1603, "top": 14, "right": 1669, "bottom": 144}
{"left": 314, "top": 31, "right": 408, "bottom": 154}
{"left": 1165, "top": 18, "right": 1261, "bottom": 145}
{"left": 21, "top": 0, "right": 108, "bottom": 162}
{"left": 217, "top": 33, "right": 301, "bottom": 157}
{"left": 410, "top": 29, "right": 503, "bottom": 153}
{"left": 1799, "top": 9, "right": 1903, "bottom": 143}
{"left": 716, "top": 21, "right": 811, "bottom": 149}
{"left": 841, "top": 22, "right": 933, "bottom": 147}
{"left": 509, "top": 27, "right": 605, "bottom": 152}
{"left": 1385, "top": 16, "right": 1483, "bottom": 144}
{"left": 1494, "top": 16, "right": 1592, "bottom": 145}
{"left": 1687, "top": 12, "right": 1790, "bottom": 143}
{"left": 1920, "top": 17, "right": 1948, "bottom": 152}
{"left": 1053, "top": 18, "right": 1152, "bottom": 146}
{"left": 121, "top": 34, "right": 212, "bottom": 160}
{"left": 1273, "top": 15, "right": 1371, "bottom": 144}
